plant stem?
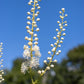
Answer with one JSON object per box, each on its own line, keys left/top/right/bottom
{"left": 29, "top": 1, "right": 37, "bottom": 84}
{"left": 30, "top": 0, "right": 36, "bottom": 60}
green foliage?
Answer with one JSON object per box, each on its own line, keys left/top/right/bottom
{"left": 67, "top": 45, "right": 84, "bottom": 63}
{"left": 3, "top": 59, "right": 41, "bottom": 84}
{"left": 2, "top": 44, "right": 84, "bottom": 84}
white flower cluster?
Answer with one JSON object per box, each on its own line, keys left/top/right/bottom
{"left": 0, "top": 43, "right": 4, "bottom": 83}
{"left": 21, "top": 0, "right": 41, "bottom": 74}
{"left": 38, "top": 8, "right": 68, "bottom": 75}
{"left": 23, "top": 45, "right": 41, "bottom": 59}
{"left": 21, "top": 62, "right": 28, "bottom": 74}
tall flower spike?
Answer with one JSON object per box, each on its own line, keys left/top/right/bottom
{"left": 0, "top": 43, "right": 4, "bottom": 83}
{"left": 38, "top": 8, "right": 68, "bottom": 76}
{"left": 21, "top": 0, "right": 41, "bottom": 74}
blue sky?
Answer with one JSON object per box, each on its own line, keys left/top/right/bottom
{"left": 0, "top": 0, "right": 84, "bottom": 70}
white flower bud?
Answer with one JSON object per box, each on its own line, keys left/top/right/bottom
{"left": 65, "top": 24, "right": 68, "bottom": 26}
{"left": 59, "top": 11, "right": 62, "bottom": 14}
{"left": 28, "top": 38, "right": 32, "bottom": 41}
{"left": 26, "top": 26, "right": 30, "bottom": 29}
{"left": 27, "top": 30, "right": 30, "bottom": 33}
{"left": 25, "top": 36, "right": 28, "bottom": 40}
{"left": 54, "top": 43, "right": 57, "bottom": 45}
{"left": 58, "top": 50, "right": 61, "bottom": 53}
{"left": 34, "top": 34, "right": 37, "bottom": 37}
{"left": 0, "top": 42, "right": 3, "bottom": 45}
{"left": 34, "top": 42, "right": 38, "bottom": 45}
{"left": 54, "top": 59, "right": 57, "bottom": 62}
{"left": 36, "top": 18, "right": 40, "bottom": 21}
{"left": 56, "top": 52, "right": 59, "bottom": 55}
{"left": 57, "top": 32, "right": 61, "bottom": 35}
{"left": 2, "top": 72, "right": 4, "bottom": 74}
{"left": 28, "top": 2, "right": 31, "bottom": 5}
{"left": 50, "top": 64, "right": 54, "bottom": 68}
{"left": 65, "top": 14, "right": 68, "bottom": 17}
{"left": 56, "top": 40, "right": 59, "bottom": 43}
{"left": 32, "top": 21, "right": 36, "bottom": 24}
{"left": 36, "top": 28, "right": 40, "bottom": 31}
{"left": 53, "top": 36, "right": 56, "bottom": 39}
{"left": 52, "top": 47, "right": 56, "bottom": 52}
{"left": 1, "top": 59, "right": 3, "bottom": 61}
{"left": 36, "top": 4, "right": 39, "bottom": 7}
{"left": 28, "top": 42, "right": 32, "bottom": 46}
{"left": 29, "top": 32, "right": 33, "bottom": 35}
{"left": 47, "top": 57, "right": 52, "bottom": 60}
{"left": 33, "top": 24, "right": 37, "bottom": 27}
{"left": 60, "top": 26, "right": 63, "bottom": 29}
{"left": 61, "top": 37, "right": 64, "bottom": 40}
{"left": 59, "top": 24, "right": 61, "bottom": 26}
{"left": 61, "top": 8, "right": 65, "bottom": 12}
{"left": 0, "top": 56, "right": 2, "bottom": 58}
{"left": 27, "top": 21, "right": 31, "bottom": 25}
{"left": 37, "top": 6, "right": 40, "bottom": 9}
{"left": 36, "top": 11, "right": 40, "bottom": 14}
{"left": 0, "top": 50, "right": 2, "bottom": 52}
{"left": 58, "top": 45, "right": 61, "bottom": 47}
{"left": 57, "top": 35, "right": 60, "bottom": 38}
{"left": 42, "top": 70, "right": 44, "bottom": 73}
{"left": 24, "top": 45, "right": 28, "bottom": 50}
{"left": 48, "top": 51, "right": 51, "bottom": 54}
{"left": 56, "top": 29, "right": 59, "bottom": 31}
{"left": 35, "top": 37, "right": 38, "bottom": 41}
{"left": 31, "top": 8, "right": 35, "bottom": 12}
{"left": 57, "top": 21, "right": 60, "bottom": 23}
{"left": 60, "top": 15, "right": 64, "bottom": 19}
{"left": 62, "top": 28, "right": 66, "bottom": 31}
{"left": 51, "top": 44, "right": 54, "bottom": 47}
{"left": 30, "top": 0, "right": 33, "bottom": 3}
{"left": 46, "top": 66, "right": 50, "bottom": 70}
{"left": 47, "top": 57, "right": 49, "bottom": 60}
{"left": 27, "top": 16, "right": 31, "bottom": 20}
{"left": 35, "top": 14, "right": 38, "bottom": 17}
{"left": 60, "top": 40, "right": 63, "bottom": 43}
{"left": 35, "top": 0, "right": 38, "bottom": 3}
{"left": 1, "top": 65, "right": 3, "bottom": 67}
{"left": 63, "top": 33, "right": 66, "bottom": 36}
{"left": 44, "top": 60, "right": 47, "bottom": 63}
{"left": 64, "top": 21, "right": 67, "bottom": 23}
{"left": 27, "top": 12, "right": 31, "bottom": 15}
{"left": 38, "top": 70, "right": 41, "bottom": 74}
{"left": 1, "top": 53, "right": 3, "bottom": 55}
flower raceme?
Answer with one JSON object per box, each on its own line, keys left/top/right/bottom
{"left": 21, "top": 0, "right": 41, "bottom": 74}
{"left": 38, "top": 8, "right": 68, "bottom": 76}
{"left": 23, "top": 45, "right": 41, "bottom": 58}
{"left": 0, "top": 43, "right": 4, "bottom": 83}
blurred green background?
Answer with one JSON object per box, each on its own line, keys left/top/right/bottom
{"left": 1, "top": 44, "right": 84, "bottom": 84}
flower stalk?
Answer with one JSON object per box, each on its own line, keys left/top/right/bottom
{"left": 30, "top": 0, "right": 36, "bottom": 59}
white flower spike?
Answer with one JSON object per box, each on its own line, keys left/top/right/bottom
{"left": 39, "top": 8, "right": 68, "bottom": 77}
{"left": 0, "top": 43, "right": 4, "bottom": 83}
{"left": 22, "top": 0, "right": 41, "bottom": 76}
